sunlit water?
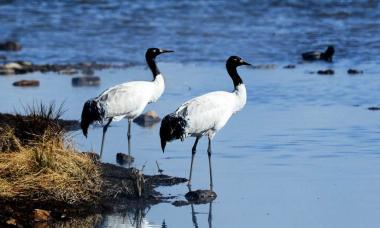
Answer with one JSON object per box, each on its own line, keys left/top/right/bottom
{"left": 1, "top": 0, "right": 380, "bottom": 227}
{"left": 1, "top": 0, "right": 380, "bottom": 65}
{"left": 0, "top": 61, "right": 380, "bottom": 227}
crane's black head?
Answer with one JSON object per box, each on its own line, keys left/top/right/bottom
{"left": 146, "top": 48, "right": 174, "bottom": 60}
{"left": 226, "top": 56, "right": 251, "bottom": 87}
{"left": 226, "top": 56, "right": 251, "bottom": 68}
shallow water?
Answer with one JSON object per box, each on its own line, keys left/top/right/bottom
{"left": 1, "top": 1, "right": 380, "bottom": 65}
{"left": 0, "top": 62, "right": 380, "bottom": 227}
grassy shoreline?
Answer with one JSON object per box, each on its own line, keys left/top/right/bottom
{"left": 0, "top": 104, "right": 186, "bottom": 226}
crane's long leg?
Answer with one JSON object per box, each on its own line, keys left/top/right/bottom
{"left": 188, "top": 137, "right": 200, "bottom": 188}
{"left": 100, "top": 118, "right": 113, "bottom": 158}
{"left": 190, "top": 203, "right": 199, "bottom": 228}
{"left": 207, "top": 137, "right": 213, "bottom": 191}
{"left": 127, "top": 119, "right": 132, "bottom": 156}
{"left": 208, "top": 201, "right": 213, "bottom": 228}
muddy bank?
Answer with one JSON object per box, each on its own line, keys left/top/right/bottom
{"left": 0, "top": 61, "right": 135, "bottom": 76}
{"left": 0, "top": 162, "right": 187, "bottom": 226}
{"left": 0, "top": 112, "right": 80, "bottom": 131}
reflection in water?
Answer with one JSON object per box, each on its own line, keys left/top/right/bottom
{"left": 190, "top": 202, "right": 213, "bottom": 228}
{"left": 101, "top": 207, "right": 158, "bottom": 228}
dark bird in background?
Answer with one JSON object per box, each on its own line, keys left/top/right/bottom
{"left": 302, "top": 45, "right": 335, "bottom": 62}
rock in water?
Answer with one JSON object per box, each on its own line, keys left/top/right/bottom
{"left": 13, "top": 80, "right": 40, "bottom": 87}
{"left": 133, "top": 110, "right": 161, "bottom": 127}
{"left": 347, "top": 69, "right": 363, "bottom": 75}
{"left": 4, "top": 62, "right": 23, "bottom": 70}
{"left": 0, "top": 41, "right": 22, "bottom": 51}
{"left": 185, "top": 189, "right": 217, "bottom": 203}
{"left": 368, "top": 106, "right": 380, "bottom": 111}
{"left": 317, "top": 69, "right": 334, "bottom": 75}
{"left": 116, "top": 152, "right": 134, "bottom": 165}
{"left": 82, "top": 151, "right": 100, "bottom": 162}
{"left": 72, "top": 76, "right": 100, "bottom": 87}
{"left": 283, "top": 64, "right": 296, "bottom": 69}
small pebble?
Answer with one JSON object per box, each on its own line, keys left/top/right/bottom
{"left": 283, "top": 64, "right": 296, "bottom": 69}
{"left": 317, "top": 69, "right": 334, "bottom": 75}
{"left": 33, "top": 209, "right": 50, "bottom": 222}
{"left": 13, "top": 80, "right": 40, "bottom": 87}
{"left": 347, "top": 69, "right": 363, "bottom": 75}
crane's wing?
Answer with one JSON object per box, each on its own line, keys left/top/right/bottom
{"left": 96, "top": 81, "right": 153, "bottom": 118}
{"left": 175, "top": 91, "right": 235, "bottom": 135}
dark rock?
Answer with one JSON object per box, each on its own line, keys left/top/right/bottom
{"left": 317, "top": 69, "right": 334, "bottom": 75}
{"left": 72, "top": 76, "right": 100, "bottom": 87}
{"left": 185, "top": 190, "right": 217, "bottom": 203}
{"left": 283, "top": 64, "right": 296, "bottom": 69}
{"left": 347, "top": 69, "right": 363, "bottom": 75}
{"left": 368, "top": 106, "right": 380, "bottom": 111}
{"left": 12, "top": 80, "right": 40, "bottom": 87}
{"left": 133, "top": 111, "right": 161, "bottom": 127}
{"left": 82, "top": 152, "right": 100, "bottom": 162}
{"left": 116, "top": 152, "right": 134, "bottom": 165}
{"left": 0, "top": 41, "right": 22, "bottom": 51}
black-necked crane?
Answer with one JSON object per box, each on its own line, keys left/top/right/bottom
{"left": 159, "top": 56, "right": 250, "bottom": 190}
{"left": 81, "top": 48, "right": 173, "bottom": 158}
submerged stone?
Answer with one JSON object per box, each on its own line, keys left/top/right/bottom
{"left": 116, "top": 152, "right": 134, "bottom": 165}
{"left": 72, "top": 76, "right": 100, "bottom": 87}
{"left": 133, "top": 110, "right": 161, "bottom": 127}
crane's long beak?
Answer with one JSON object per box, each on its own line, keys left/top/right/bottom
{"left": 241, "top": 60, "right": 251, "bottom": 66}
{"left": 161, "top": 139, "right": 166, "bottom": 153}
{"left": 160, "top": 49, "right": 174, "bottom": 54}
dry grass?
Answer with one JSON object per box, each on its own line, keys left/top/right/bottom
{"left": 0, "top": 130, "right": 102, "bottom": 205}
{"left": 13, "top": 102, "right": 65, "bottom": 144}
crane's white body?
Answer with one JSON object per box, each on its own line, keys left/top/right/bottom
{"left": 95, "top": 74, "right": 165, "bottom": 121}
{"left": 175, "top": 84, "right": 247, "bottom": 139}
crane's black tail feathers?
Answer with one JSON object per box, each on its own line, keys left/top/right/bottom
{"left": 81, "top": 100, "right": 103, "bottom": 137}
{"left": 159, "top": 114, "right": 187, "bottom": 152}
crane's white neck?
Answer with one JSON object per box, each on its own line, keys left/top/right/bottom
{"left": 233, "top": 83, "right": 247, "bottom": 112}
{"left": 150, "top": 74, "right": 165, "bottom": 102}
